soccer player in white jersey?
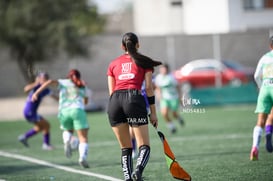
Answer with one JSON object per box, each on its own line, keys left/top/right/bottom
{"left": 155, "top": 64, "right": 185, "bottom": 134}
{"left": 32, "top": 69, "right": 90, "bottom": 168}
{"left": 250, "top": 36, "right": 273, "bottom": 160}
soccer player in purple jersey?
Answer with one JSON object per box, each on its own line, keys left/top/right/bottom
{"left": 18, "top": 72, "right": 56, "bottom": 150}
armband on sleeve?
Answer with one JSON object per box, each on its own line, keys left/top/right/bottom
{"left": 147, "top": 96, "right": 155, "bottom": 105}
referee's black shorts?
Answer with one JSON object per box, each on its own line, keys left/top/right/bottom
{"left": 107, "top": 89, "right": 148, "bottom": 127}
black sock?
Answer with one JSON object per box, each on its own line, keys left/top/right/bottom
{"left": 121, "top": 148, "right": 133, "bottom": 181}
{"left": 135, "top": 145, "right": 150, "bottom": 175}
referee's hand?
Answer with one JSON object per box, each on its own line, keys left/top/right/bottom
{"left": 149, "top": 113, "right": 158, "bottom": 128}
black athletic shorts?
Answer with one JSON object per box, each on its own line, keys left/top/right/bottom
{"left": 107, "top": 89, "right": 148, "bottom": 127}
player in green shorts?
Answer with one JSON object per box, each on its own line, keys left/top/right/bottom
{"left": 155, "top": 64, "right": 185, "bottom": 134}
{"left": 32, "top": 69, "right": 90, "bottom": 168}
{"left": 250, "top": 35, "right": 273, "bottom": 160}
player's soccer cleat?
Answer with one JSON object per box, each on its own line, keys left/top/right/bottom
{"left": 250, "top": 147, "right": 259, "bottom": 161}
{"left": 42, "top": 143, "right": 54, "bottom": 150}
{"left": 79, "top": 159, "right": 90, "bottom": 168}
{"left": 179, "top": 118, "right": 185, "bottom": 126}
{"left": 265, "top": 133, "right": 273, "bottom": 153}
{"left": 171, "top": 127, "right": 177, "bottom": 134}
{"left": 132, "top": 170, "right": 143, "bottom": 181}
{"left": 64, "top": 142, "right": 72, "bottom": 158}
{"left": 18, "top": 135, "right": 29, "bottom": 147}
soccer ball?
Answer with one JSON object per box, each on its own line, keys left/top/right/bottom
{"left": 70, "top": 136, "right": 79, "bottom": 150}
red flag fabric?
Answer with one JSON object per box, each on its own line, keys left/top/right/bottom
{"left": 158, "top": 131, "right": 191, "bottom": 181}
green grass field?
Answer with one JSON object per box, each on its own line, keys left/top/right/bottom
{"left": 0, "top": 104, "right": 273, "bottom": 181}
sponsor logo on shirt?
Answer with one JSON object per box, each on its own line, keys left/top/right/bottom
{"left": 118, "top": 73, "right": 135, "bottom": 80}
{"left": 119, "top": 62, "right": 135, "bottom": 80}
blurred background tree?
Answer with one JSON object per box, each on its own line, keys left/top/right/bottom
{"left": 0, "top": 0, "right": 105, "bottom": 82}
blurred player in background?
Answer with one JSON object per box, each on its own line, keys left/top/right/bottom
{"left": 130, "top": 76, "right": 155, "bottom": 159}
{"left": 18, "top": 72, "right": 56, "bottom": 150}
{"left": 32, "top": 69, "right": 90, "bottom": 168}
{"left": 250, "top": 35, "right": 273, "bottom": 160}
{"left": 155, "top": 63, "right": 185, "bottom": 134}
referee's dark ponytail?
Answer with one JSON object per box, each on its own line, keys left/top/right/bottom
{"left": 122, "top": 32, "right": 162, "bottom": 69}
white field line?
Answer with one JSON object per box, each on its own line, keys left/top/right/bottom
{"left": 90, "top": 133, "right": 250, "bottom": 148}
{"left": 50, "top": 133, "right": 249, "bottom": 149}
{"left": 169, "top": 133, "right": 250, "bottom": 142}
{"left": 0, "top": 133, "right": 249, "bottom": 180}
{"left": 0, "top": 151, "right": 122, "bottom": 181}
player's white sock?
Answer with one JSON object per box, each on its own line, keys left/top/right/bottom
{"left": 252, "top": 126, "right": 263, "bottom": 149}
{"left": 79, "top": 142, "right": 88, "bottom": 161}
{"left": 167, "top": 122, "right": 176, "bottom": 130}
{"left": 62, "top": 131, "right": 72, "bottom": 144}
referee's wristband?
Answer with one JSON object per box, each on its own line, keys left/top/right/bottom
{"left": 147, "top": 96, "right": 155, "bottom": 105}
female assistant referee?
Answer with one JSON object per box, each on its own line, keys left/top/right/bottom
{"left": 107, "top": 32, "right": 161, "bottom": 181}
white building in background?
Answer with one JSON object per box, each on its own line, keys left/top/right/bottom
{"left": 133, "top": 0, "right": 273, "bottom": 35}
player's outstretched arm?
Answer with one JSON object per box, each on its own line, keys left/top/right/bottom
{"left": 31, "top": 80, "right": 58, "bottom": 101}
{"left": 24, "top": 77, "right": 39, "bottom": 93}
